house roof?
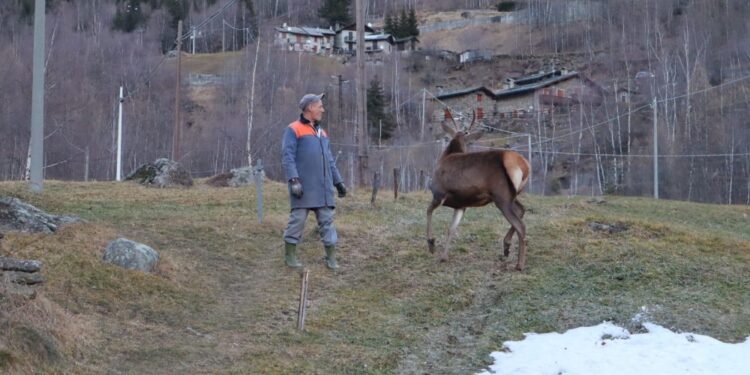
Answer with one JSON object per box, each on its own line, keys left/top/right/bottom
{"left": 275, "top": 26, "right": 335, "bottom": 37}
{"left": 365, "top": 33, "right": 391, "bottom": 41}
{"left": 361, "top": 33, "right": 420, "bottom": 45}
{"left": 433, "top": 70, "right": 580, "bottom": 101}
{"left": 335, "top": 23, "right": 376, "bottom": 33}
{"left": 459, "top": 49, "right": 492, "bottom": 56}
{"left": 493, "top": 72, "right": 579, "bottom": 98}
{"left": 434, "top": 86, "right": 496, "bottom": 100}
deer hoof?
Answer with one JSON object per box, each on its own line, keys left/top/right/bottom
{"left": 427, "top": 239, "right": 436, "bottom": 253}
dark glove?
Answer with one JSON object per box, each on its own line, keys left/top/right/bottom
{"left": 335, "top": 182, "right": 347, "bottom": 198}
{"left": 289, "top": 178, "right": 303, "bottom": 199}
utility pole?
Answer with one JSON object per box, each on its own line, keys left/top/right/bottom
{"left": 355, "top": 0, "right": 368, "bottom": 187}
{"left": 29, "top": 0, "right": 46, "bottom": 192}
{"left": 653, "top": 97, "right": 658, "bottom": 199}
{"left": 191, "top": 26, "right": 196, "bottom": 54}
{"left": 337, "top": 74, "right": 344, "bottom": 137}
{"left": 528, "top": 133, "right": 533, "bottom": 193}
{"left": 173, "top": 20, "right": 183, "bottom": 162}
{"left": 116, "top": 86, "right": 124, "bottom": 181}
{"left": 420, "top": 88, "right": 426, "bottom": 141}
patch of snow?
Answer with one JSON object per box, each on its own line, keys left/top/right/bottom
{"left": 477, "top": 319, "right": 750, "bottom": 375}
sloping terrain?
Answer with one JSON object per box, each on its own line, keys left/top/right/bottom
{"left": 0, "top": 180, "right": 748, "bottom": 374}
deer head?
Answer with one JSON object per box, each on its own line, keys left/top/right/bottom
{"left": 441, "top": 109, "right": 483, "bottom": 155}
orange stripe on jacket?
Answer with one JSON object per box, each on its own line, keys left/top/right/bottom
{"left": 289, "top": 121, "right": 328, "bottom": 138}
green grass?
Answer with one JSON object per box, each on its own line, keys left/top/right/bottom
{"left": 0, "top": 181, "right": 748, "bottom": 374}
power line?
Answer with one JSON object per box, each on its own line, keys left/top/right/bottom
{"left": 529, "top": 73, "right": 750, "bottom": 147}
{"left": 123, "top": 0, "right": 245, "bottom": 100}
{"left": 472, "top": 144, "right": 750, "bottom": 158}
{"left": 330, "top": 140, "right": 442, "bottom": 149}
{"left": 223, "top": 19, "right": 251, "bottom": 32}
{"left": 180, "top": 0, "right": 241, "bottom": 40}
{"left": 123, "top": 53, "right": 171, "bottom": 99}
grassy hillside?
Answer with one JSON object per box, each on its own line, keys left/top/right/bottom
{"left": 0, "top": 180, "right": 748, "bottom": 374}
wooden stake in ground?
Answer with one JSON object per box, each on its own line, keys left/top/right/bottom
{"left": 371, "top": 172, "right": 380, "bottom": 205}
{"left": 297, "top": 268, "right": 309, "bottom": 331}
{"left": 393, "top": 168, "right": 400, "bottom": 200}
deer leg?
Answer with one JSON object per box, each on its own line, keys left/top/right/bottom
{"left": 441, "top": 208, "right": 465, "bottom": 262}
{"left": 426, "top": 197, "right": 444, "bottom": 253}
{"left": 502, "top": 200, "right": 526, "bottom": 257}
{"left": 496, "top": 201, "right": 526, "bottom": 271}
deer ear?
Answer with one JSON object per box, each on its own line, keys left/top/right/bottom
{"left": 441, "top": 122, "right": 457, "bottom": 137}
{"left": 466, "top": 130, "right": 484, "bottom": 142}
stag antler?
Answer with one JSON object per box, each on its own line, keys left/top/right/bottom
{"left": 466, "top": 110, "right": 477, "bottom": 132}
{"left": 445, "top": 108, "right": 460, "bottom": 131}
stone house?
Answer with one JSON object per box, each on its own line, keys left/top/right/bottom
{"left": 274, "top": 23, "right": 335, "bottom": 53}
{"left": 431, "top": 69, "right": 604, "bottom": 130}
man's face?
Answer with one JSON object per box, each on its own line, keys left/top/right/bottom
{"left": 304, "top": 100, "right": 325, "bottom": 122}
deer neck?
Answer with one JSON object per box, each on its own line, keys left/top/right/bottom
{"left": 442, "top": 139, "right": 466, "bottom": 157}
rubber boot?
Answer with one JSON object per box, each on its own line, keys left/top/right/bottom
{"left": 284, "top": 242, "right": 302, "bottom": 268}
{"left": 323, "top": 245, "right": 339, "bottom": 270}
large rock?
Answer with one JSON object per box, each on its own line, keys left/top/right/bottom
{"left": 206, "top": 166, "right": 259, "bottom": 187}
{"left": 125, "top": 158, "right": 193, "bottom": 188}
{"left": 102, "top": 238, "right": 159, "bottom": 273}
{"left": 0, "top": 197, "right": 81, "bottom": 234}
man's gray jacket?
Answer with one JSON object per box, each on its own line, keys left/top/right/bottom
{"left": 281, "top": 117, "right": 343, "bottom": 209}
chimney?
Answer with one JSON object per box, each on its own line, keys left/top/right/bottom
{"left": 504, "top": 78, "right": 515, "bottom": 90}
{"left": 282, "top": 22, "right": 287, "bottom": 28}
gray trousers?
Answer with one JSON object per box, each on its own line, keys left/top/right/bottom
{"left": 283, "top": 207, "right": 337, "bottom": 247}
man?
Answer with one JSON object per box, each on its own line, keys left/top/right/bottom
{"left": 281, "top": 93, "right": 347, "bottom": 269}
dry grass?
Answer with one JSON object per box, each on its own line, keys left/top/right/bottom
{"left": 0, "top": 180, "right": 748, "bottom": 374}
{"left": 177, "top": 51, "right": 246, "bottom": 75}
{"left": 0, "top": 283, "right": 96, "bottom": 374}
{"left": 421, "top": 9, "right": 504, "bottom": 25}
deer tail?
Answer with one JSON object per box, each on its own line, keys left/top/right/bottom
{"left": 502, "top": 152, "right": 531, "bottom": 194}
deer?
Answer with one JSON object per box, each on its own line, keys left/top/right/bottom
{"left": 426, "top": 111, "right": 531, "bottom": 270}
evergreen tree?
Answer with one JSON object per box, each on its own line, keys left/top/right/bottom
{"left": 396, "top": 8, "right": 409, "bottom": 38}
{"left": 367, "top": 78, "right": 396, "bottom": 141}
{"left": 113, "top": 0, "right": 148, "bottom": 33}
{"left": 406, "top": 7, "right": 419, "bottom": 37}
{"left": 318, "top": 0, "right": 351, "bottom": 27}
{"left": 13, "top": 0, "right": 61, "bottom": 21}
{"left": 241, "top": 0, "right": 259, "bottom": 37}
{"left": 164, "top": 0, "right": 189, "bottom": 28}
{"left": 384, "top": 11, "right": 395, "bottom": 36}
{"left": 232, "top": 0, "right": 258, "bottom": 49}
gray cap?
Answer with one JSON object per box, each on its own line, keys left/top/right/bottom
{"left": 299, "top": 93, "right": 325, "bottom": 111}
